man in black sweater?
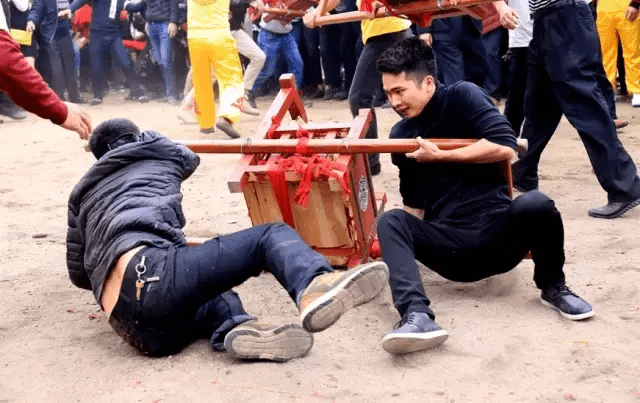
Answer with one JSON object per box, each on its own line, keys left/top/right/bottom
{"left": 374, "top": 38, "right": 593, "bottom": 356}
{"left": 67, "top": 118, "right": 388, "bottom": 360}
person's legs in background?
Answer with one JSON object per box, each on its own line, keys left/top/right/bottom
{"left": 109, "top": 33, "right": 149, "bottom": 102}
{"left": 147, "top": 21, "right": 177, "bottom": 104}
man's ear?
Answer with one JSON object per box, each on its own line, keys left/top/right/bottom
{"left": 421, "top": 75, "right": 434, "bottom": 90}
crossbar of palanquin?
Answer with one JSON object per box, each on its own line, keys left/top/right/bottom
{"left": 313, "top": 0, "right": 494, "bottom": 26}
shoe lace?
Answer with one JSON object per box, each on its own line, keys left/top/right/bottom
{"left": 553, "top": 283, "right": 576, "bottom": 297}
{"left": 393, "top": 312, "right": 424, "bottom": 330}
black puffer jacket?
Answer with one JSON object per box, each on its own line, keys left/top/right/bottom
{"left": 66, "top": 131, "right": 200, "bottom": 302}
{"left": 126, "top": 0, "right": 180, "bottom": 23}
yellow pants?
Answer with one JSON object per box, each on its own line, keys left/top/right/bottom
{"left": 188, "top": 32, "right": 244, "bottom": 129}
{"left": 596, "top": 11, "right": 640, "bottom": 94}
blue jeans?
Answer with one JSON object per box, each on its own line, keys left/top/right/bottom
{"left": 108, "top": 223, "right": 332, "bottom": 356}
{"left": 252, "top": 29, "right": 304, "bottom": 93}
{"left": 147, "top": 21, "right": 176, "bottom": 99}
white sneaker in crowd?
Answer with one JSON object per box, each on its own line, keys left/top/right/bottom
{"left": 632, "top": 93, "right": 640, "bottom": 107}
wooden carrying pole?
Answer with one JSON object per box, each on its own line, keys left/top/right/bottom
{"left": 263, "top": 6, "right": 307, "bottom": 17}
{"left": 179, "top": 138, "right": 528, "bottom": 155}
{"left": 312, "top": 0, "right": 491, "bottom": 26}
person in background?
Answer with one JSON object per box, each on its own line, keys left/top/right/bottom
{"left": 27, "top": 0, "right": 85, "bottom": 103}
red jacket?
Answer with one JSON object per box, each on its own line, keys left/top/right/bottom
{"left": 0, "top": 29, "right": 67, "bottom": 125}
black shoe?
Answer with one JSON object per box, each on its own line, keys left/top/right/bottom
{"left": 216, "top": 117, "right": 241, "bottom": 139}
{"left": 588, "top": 196, "right": 640, "bottom": 219}
{"left": 69, "top": 96, "right": 86, "bottom": 104}
{"left": 303, "top": 87, "right": 324, "bottom": 100}
{"left": 541, "top": 283, "right": 594, "bottom": 320}
{"left": 89, "top": 98, "right": 102, "bottom": 106}
{"left": 513, "top": 182, "right": 538, "bottom": 193}
{"left": 126, "top": 90, "right": 149, "bottom": 103}
{"left": 381, "top": 312, "right": 449, "bottom": 354}
{"left": 333, "top": 90, "right": 348, "bottom": 101}
{"left": 369, "top": 162, "right": 381, "bottom": 176}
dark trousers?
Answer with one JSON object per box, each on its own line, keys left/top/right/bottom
{"left": 503, "top": 47, "right": 528, "bottom": 135}
{"left": 431, "top": 17, "right": 488, "bottom": 87}
{"left": 89, "top": 31, "right": 142, "bottom": 99}
{"left": 319, "top": 23, "right": 357, "bottom": 89}
{"left": 108, "top": 223, "right": 332, "bottom": 357}
{"left": 348, "top": 29, "right": 412, "bottom": 170}
{"left": 377, "top": 191, "right": 566, "bottom": 319}
{"left": 482, "top": 28, "right": 508, "bottom": 98}
{"left": 44, "top": 34, "right": 80, "bottom": 101}
{"left": 301, "top": 24, "right": 323, "bottom": 87}
{"left": 512, "top": 2, "right": 640, "bottom": 203}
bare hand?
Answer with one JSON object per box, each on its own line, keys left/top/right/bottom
{"left": 626, "top": 6, "right": 639, "bottom": 21}
{"left": 253, "top": 0, "right": 265, "bottom": 16}
{"left": 61, "top": 102, "right": 92, "bottom": 140}
{"left": 499, "top": 7, "right": 519, "bottom": 29}
{"left": 168, "top": 22, "right": 178, "bottom": 38}
{"left": 303, "top": 10, "right": 317, "bottom": 28}
{"left": 406, "top": 137, "right": 442, "bottom": 162}
{"left": 420, "top": 33, "right": 432, "bottom": 46}
{"left": 58, "top": 9, "right": 72, "bottom": 19}
{"left": 26, "top": 21, "right": 35, "bottom": 32}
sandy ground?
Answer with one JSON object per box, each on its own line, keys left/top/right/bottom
{"left": 0, "top": 92, "right": 639, "bottom": 403}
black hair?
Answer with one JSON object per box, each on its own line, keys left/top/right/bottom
{"left": 376, "top": 37, "right": 437, "bottom": 86}
{"left": 89, "top": 118, "right": 141, "bottom": 159}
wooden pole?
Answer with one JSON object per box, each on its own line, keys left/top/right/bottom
{"left": 178, "top": 138, "right": 528, "bottom": 154}
{"left": 312, "top": 0, "right": 492, "bottom": 26}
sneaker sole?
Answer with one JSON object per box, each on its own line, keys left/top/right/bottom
{"left": 588, "top": 199, "right": 640, "bottom": 219}
{"left": 224, "top": 324, "right": 313, "bottom": 362}
{"left": 381, "top": 330, "right": 449, "bottom": 355}
{"left": 300, "top": 261, "right": 389, "bottom": 333}
{"left": 540, "top": 299, "right": 595, "bottom": 320}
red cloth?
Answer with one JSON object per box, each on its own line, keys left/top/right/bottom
{"left": 0, "top": 30, "right": 68, "bottom": 125}
{"left": 72, "top": 5, "right": 92, "bottom": 41}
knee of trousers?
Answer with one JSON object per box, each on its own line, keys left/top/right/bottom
{"left": 511, "top": 190, "right": 558, "bottom": 216}
{"left": 377, "top": 209, "right": 412, "bottom": 239}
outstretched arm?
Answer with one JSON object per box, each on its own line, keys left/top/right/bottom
{"left": 0, "top": 30, "right": 91, "bottom": 139}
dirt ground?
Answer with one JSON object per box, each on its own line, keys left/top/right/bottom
{"left": 1, "top": 92, "right": 639, "bottom": 403}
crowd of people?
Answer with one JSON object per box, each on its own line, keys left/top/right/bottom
{"left": 1, "top": 0, "right": 639, "bottom": 362}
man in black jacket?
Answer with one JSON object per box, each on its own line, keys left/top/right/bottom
{"left": 67, "top": 118, "right": 388, "bottom": 360}
{"left": 374, "top": 38, "right": 593, "bottom": 356}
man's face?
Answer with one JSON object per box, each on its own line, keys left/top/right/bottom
{"left": 382, "top": 72, "right": 435, "bottom": 119}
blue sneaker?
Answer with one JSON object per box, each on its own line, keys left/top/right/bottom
{"left": 541, "top": 283, "right": 594, "bottom": 320}
{"left": 382, "top": 312, "right": 448, "bottom": 354}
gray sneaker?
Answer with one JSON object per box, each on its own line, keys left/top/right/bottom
{"left": 382, "top": 312, "right": 448, "bottom": 355}
{"left": 297, "top": 261, "right": 389, "bottom": 333}
{"left": 224, "top": 321, "right": 314, "bottom": 362}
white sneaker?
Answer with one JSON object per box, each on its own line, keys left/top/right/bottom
{"left": 632, "top": 94, "right": 640, "bottom": 107}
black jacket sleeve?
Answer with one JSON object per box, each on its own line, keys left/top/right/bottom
{"left": 66, "top": 203, "right": 92, "bottom": 290}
